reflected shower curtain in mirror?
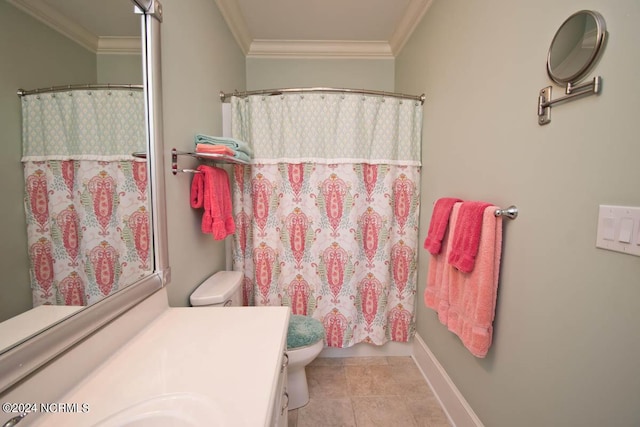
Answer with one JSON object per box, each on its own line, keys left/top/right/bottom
{"left": 21, "top": 89, "right": 151, "bottom": 307}
{"left": 231, "top": 93, "right": 422, "bottom": 347}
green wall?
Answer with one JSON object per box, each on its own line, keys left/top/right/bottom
{"left": 97, "top": 54, "right": 142, "bottom": 84}
{"left": 159, "top": 0, "right": 247, "bottom": 307}
{"left": 396, "top": 0, "right": 640, "bottom": 425}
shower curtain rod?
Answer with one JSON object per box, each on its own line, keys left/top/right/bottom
{"left": 219, "top": 87, "right": 426, "bottom": 104}
{"left": 17, "top": 84, "right": 143, "bottom": 97}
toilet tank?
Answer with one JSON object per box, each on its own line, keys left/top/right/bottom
{"left": 190, "top": 271, "right": 243, "bottom": 307}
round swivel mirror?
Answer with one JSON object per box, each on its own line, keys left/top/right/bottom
{"left": 547, "top": 10, "right": 606, "bottom": 85}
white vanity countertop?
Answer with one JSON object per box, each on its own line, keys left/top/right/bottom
{"left": 31, "top": 306, "right": 290, "bottom": 427}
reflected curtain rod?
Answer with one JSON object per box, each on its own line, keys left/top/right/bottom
{"left": 17, "top": 84, "right": 143, "bottom": 97}
{"left": 219, "top": 87, "right": 426, "bottom": 104}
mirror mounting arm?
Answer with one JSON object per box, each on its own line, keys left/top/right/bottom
{"left": 537, "top": 76, "right": 602, "bottom": 125}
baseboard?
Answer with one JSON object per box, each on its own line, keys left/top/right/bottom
{"left": 412, "top": 333, "right": 484, "bottom": 427}
{"left": 319, "top": 340, "right": 413, "bottom": 358}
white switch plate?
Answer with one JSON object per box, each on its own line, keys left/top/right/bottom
{"left": 596, "top": 205, "right": 640, "bottom": 257}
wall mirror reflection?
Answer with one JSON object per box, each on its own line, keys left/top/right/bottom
{"left": 0, "top": 0, "right": 150, "bottom": 355}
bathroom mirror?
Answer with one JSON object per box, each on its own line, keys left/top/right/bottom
{"left": 546, "top": 10, "right": 607, "bottom": 85}
{"left": 0, "top": 0, "right": 167, "bottom": 391}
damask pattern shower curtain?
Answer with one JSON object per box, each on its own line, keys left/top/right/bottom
{"left": 231, "top": 93, "right": 423, "bottom": 347}
{"left": 21, "top": 89, "right": 151, "bottom": 307}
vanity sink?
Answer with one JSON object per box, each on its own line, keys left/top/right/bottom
{"left": 93, "top": 392, "right": 234, "bottom": 427}
{"left": 26, "top": 304, "right": 289, "bottom": 427}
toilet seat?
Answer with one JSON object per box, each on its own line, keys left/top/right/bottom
{"left": 287, "top": 315, "right": 324, "bottom": 350}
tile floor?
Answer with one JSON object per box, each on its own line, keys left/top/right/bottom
{"left": 287, "top": 356, "right": 451, "bottom": 427}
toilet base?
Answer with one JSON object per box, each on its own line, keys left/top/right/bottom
{"left": 286, "top": 339, "right": 324, "bottom": 410}
{"left": 287, "top": 365, "right": 310, "bottom": 410}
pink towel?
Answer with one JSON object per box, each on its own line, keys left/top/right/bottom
{"left": 446, "top": 204, "right": 502, "bottom": 358}
{"left": 190, "top": 165, "right": 235, "bottom": 240}
{"left": 424, "top": 201, "right": 461, "bottom": 326}
{"left": 424, "top": 197, "right": 462, "bottom": 254}
{"left": 425, "top": 203, "right": 503, "bottom": 357}
{"left": 447, "top": 201, "right": 492, "bottom": 273}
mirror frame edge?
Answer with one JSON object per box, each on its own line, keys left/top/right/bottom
{"left": 546, "top": 9, "right": 607, "bottom": 86}
{"left": 143, "top": 0, "right": 170, "bottom": 288}
{"left": 0, "top": 1, "right": 169, "bottom": 394}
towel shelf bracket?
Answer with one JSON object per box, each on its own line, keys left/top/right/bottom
{"left": 171, "top": 148, "right": 249, "bottom": 175}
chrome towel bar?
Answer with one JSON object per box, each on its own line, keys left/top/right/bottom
{"left": 494, "top": 206, "right": 518, "bottom": 220}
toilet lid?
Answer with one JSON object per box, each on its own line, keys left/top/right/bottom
{"left": 287, "top": 315, "right": 325, "bottom": 350}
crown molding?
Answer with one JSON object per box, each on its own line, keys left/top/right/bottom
{"left": 389, "top": 0, "right": 435, "bottom": 56}
{"left": 214, "top": 0, "right": 252, "bottom": 55}
{"left": 7, "top": 0, "right": 140, "bottom": 54}
{"left": 97, "top": 37, "right": 142, "bottom": 55}
{"left": 214, "top": 0, "right": 430, "bottom": 58}
{"left": 248, "top": 40, "right": 394, "bottom": 59}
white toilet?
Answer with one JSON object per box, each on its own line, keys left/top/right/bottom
{"left": 190, "top": 271, "right": 325, "bottom": 410}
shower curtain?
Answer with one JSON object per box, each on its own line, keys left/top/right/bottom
{"left": 231, "top": 93, "right": 423, "bottom": 347}
{"left": 21, "top": 89, "right": 151, "bottom": 307}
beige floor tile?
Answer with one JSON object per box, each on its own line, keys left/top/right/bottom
{"left": 405, "top": 394, "right": 451, "bottom": 426}
{"left": 386, "top": 355, "right": 416, "bottom": 366}
{"left": 287, "top": 408, "right": 298, "bottom": 427}
{"left": 343, "top": 356, "right": 389, "bottom": 366}
{"left": 345, "top": 364, "right": 398, "bottom": 396}
{"left": 296, "top": 397, "right": 356, "bottom": 427}
{"left": 351, "top": 396, "right": 418, "bottom": 427}
{"left": 290, "top": 356, "right": 450, "bottom": 426}
{"left": 310, "top": 357, "right": 346, "bottom": 367}
{"left": 389, "top": 363, "right": 433, "bottom": 396}
{"left": 307, "top": 365, "right": 349, "bottom": 398}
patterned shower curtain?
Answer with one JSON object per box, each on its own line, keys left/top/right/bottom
{"left": 21, "top": 89, "right": 151, "bottom": 307}
{"left": 231, "top": 93, "right": 423, "bottom": 347}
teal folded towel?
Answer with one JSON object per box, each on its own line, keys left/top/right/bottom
{"left": 232, "top": 150, "right": 251, "bottom": 163}
{"left": 194, "top": 134, "right": 253, "bottom": 157}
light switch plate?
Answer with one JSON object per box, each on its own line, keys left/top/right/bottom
{"left": 596, "top": 205, "right": 640, "bottom": 257}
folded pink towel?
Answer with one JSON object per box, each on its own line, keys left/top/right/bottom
{"left": 446, "top": 204, "right": 502, "bottom": 358}
{"left": 190, "top": 165, "right": 235, "bottom": 240}
{"left": 424, "top": 201, "right": 461, "bottom": 326}
{"left": 190, "top": 170, "right": 204, "bottom": 209}
{"left": 195, "top": 144, "right": 236, "bottom": 156}
{"left": 424, "top": 197, "right": 462, "bottom": 255}
{"left": 448, "top": 201, "right": 492, "bottom": 273}
{"left": 214, "top": 167, "right": 235, "bottom": 238}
